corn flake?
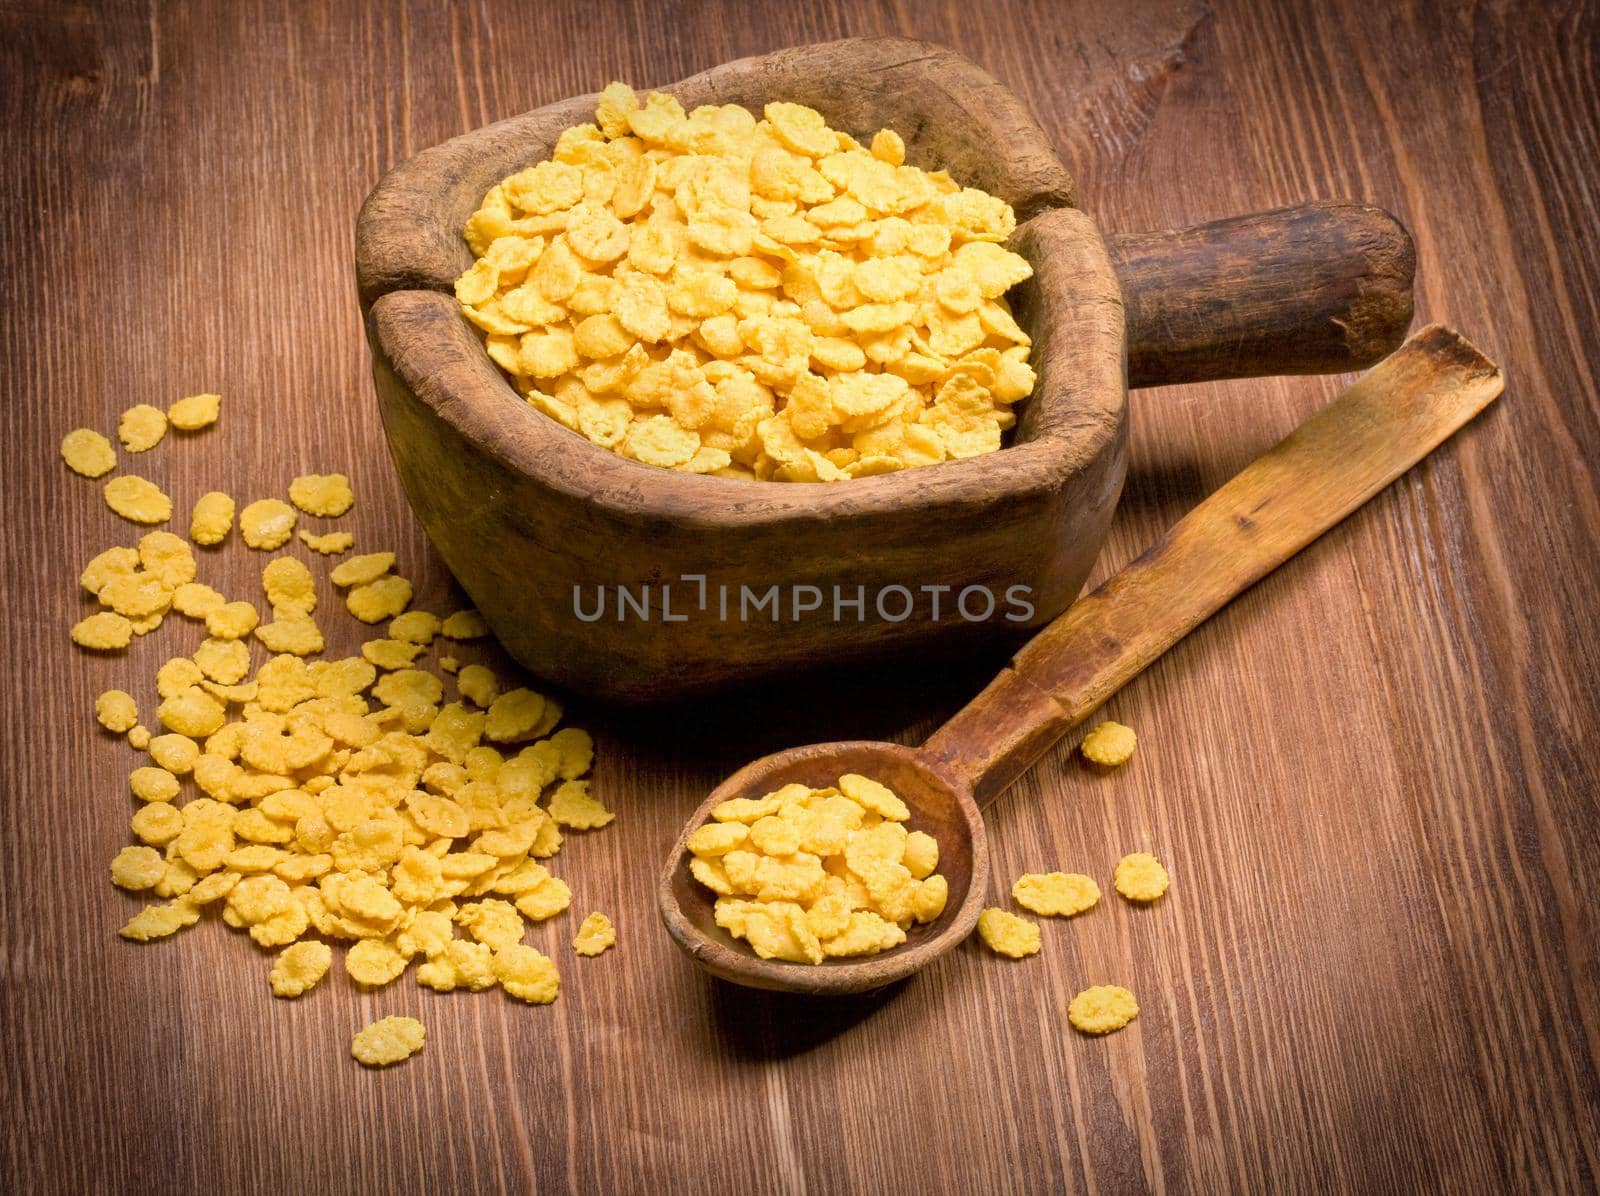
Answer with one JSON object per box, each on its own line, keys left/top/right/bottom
{"left": 298, "top": 529, "right": 353, "bottom": 555}
{"left": 351, "top": 1016, "right": 426, "bottom": 1067}
{"left": 1113, "top": 852, "right": 1169, "bottom": 903}
{"left": 240, "top": 499, "right": 297, "bottom": 549}
{"left": 572, "top": 911, "right": 615, "bottom": 956}
{"left": 104, "top": 475, "right": 172, "bottom": 524}
{"left": 1081, "top": 720, "right": 1137, "bottom": 767}
{"left": 190, "top": 492, "right": 236, "bottom": 545}
{"left": 288, "top": 473, "right": 355, "bottom": 517}
{"left": 1012, "top": 871, "right": 1101, "bottom": 917}
{"left": 61, "top": 428, "right": 118, "bottom": 478}
{"left": 1067, "top": 984, "right": 1139, "bottom": 1035}
{"left": 118, "top": 404, "right": 168, "bottom": 452}
{"left": 270, "top": 940, "right": 331, "bottom": 997}
{"left": 976, "top": 907, "right": 1040, "bottom": 958}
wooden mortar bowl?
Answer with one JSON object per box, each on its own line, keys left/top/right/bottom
{"left": 356, "top": 38, "right": 1414, "bottom": 704}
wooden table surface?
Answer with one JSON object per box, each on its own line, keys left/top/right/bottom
{"left": 3, "top": 1, "right": 1597, "bottom": 1191}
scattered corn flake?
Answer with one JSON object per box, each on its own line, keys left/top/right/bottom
{"left": 104, "top": 475, "right": 172, "bottom": 524}
{"left": 155, "top": 656, "right": 204, "bottom": 697}
{"left": 129, "top": 765, "right": 180, "bottom": 803}
{"left": 441, "top": 609, "right": 489, "bottom": 640}
{"left": 239, "top": 499, "right": 297, "bottom": 549}
{"left": 1067, "top": 984, "right": 1139, "bottom": 1035}
{"left": 347, "top": 575, "right": 413, "bottom": 623}
{"left": 95, "top": 690, "right": 139, "bottom": 733}
{"left": 329, "top": 552, "right": 395, "bottom": 588}
{"left": 388, "top": 610, "right": 441, "bottom": 644}
{"left": 288, "top": 472, "right": 355, "bottom": 517}
{"left": 262, "top": 556, "right": 316, "bottom": 615}
{"left": 1081, "top": 720, "right": 1136, "bottom": 767}
{"left": 345, "top": 938, "right": 409, "bottom": 988}
{"left": 493, "top": 943, "right": 561, "bottom": 1004}
{"left": 61, "top": 428, "right": 118, "bottom": 478}
{"left": 110, "top": 845, "right": 166, "bottom": 890}
{"left": 157, "top": 685, "right": 227, "bottom": 737}
{"left": 168, "top": 392, "right": 222, "bottom": 431}
{"left": 1012, "top": 871, "right": 1101, "bottom": 918}
{"left": 976, "top": 907, "right": 1040, "bottom": 959}
{"left": 73, "top": 611, "right": 133, "bottom": 651}
{"left": 547, "top": 779, "right": 613, "bottom": 829}
{"left": 172, "top": 582, "right": 226, "bottom": 618}
{"left": 118, "top": 404, "right": 169, "bottom": 452}
{"left": 514, "top": 875, "right": 572, "bottom": 922}
{"left": 362, "top": 638, "right": 424, "bottom": 670}
{"left": 255, "top": 617, "right": 325, "bottom": 656}
{"left": 298, "top": 528, "right": 353, "bottom": 555}
{"left": 351, "top": 1016, "right": 426, "bottom": 1067}
{"left": 270, "top": 940, "right": 331, "bottom": 998}
{"left": 148, "top": 733, "right": 200, "bottom": 773}
{"left": 80, "top": 545, "right": 138, "bottom": 594}
{"left": 484, "top": 688, "right": 546, "bottom": 742}
{"left": 138, "top": 530, "right": 195, "bottom": 588}
{"left": 119, "top": 899, "right": 200, "bottom": 941}
{"left": 194, "top": 637, "right": 251, "bottom": 684}
{"left": 205, "top": 600, "right": 260, "bottom": 640}
{"left": 455, "top": 664, "right": 499, "bottom": 708}
{"left": 127, "top": 724, "right": 151, "bottom": 749}
{"left": 572, "top": 912, "right": 615, "bottom": 956}
{"left": 189, "top": 492, "right": 236, "bottom": 545}
{"left": 1113, "top": 852, "right": 1169, "bottom": 903}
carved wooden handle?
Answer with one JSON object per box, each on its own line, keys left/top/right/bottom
{"left": 1107, "top": 201, "right": 1416, "bottom": 388}
{"left": 921, "top": 326, "right": 1502, "bottom": 805}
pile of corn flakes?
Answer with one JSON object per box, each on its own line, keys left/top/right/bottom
{"left": 68, "top": 397, "right": 617, "bottom": 1068}
{"left": 454, "top": 82, "right": 1037, "bottom": 481}
{"left": 685, "top": 773, "right": 948, "bottom": 963}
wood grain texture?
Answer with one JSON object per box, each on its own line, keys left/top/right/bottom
{"left": 2, "top": 1, "right": 1596, "bottom": 1193}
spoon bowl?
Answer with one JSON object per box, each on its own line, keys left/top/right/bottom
{"left": 656, "top": 328, "right": 1502, "bottom": 997}
{"left": 658, "top": 741, "right": 987, "bottom": 995}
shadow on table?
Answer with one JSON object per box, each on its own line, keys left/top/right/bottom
{"left": 704, "top": 975, "right": 910, "bottom": 1061}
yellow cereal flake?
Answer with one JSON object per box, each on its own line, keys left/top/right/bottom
{"left": 119, "top": 899, "right": 200, "bottom": 942}
{"left": 329, "top": 552, "right": 395, "bottom": 587}
{"left": 138, "top": 530, "right": 195, "bottom": 588}
{"left": 129, "top": 765, "right": 180, "bottom": 803}
{"left": 484, "top": 688, "right": 546, "bottom": 742}
{"left": 61, "top": 428, "right": 118, "bottom": 477}
{"left": 157, "top": 686, "right": 227, "bottom": 737}
{"left": 346, "top": 575, "right": 413, "bottom": 624}
{"left": 345, "top": 938, "right": 409, "bottom": 987}
{"left": 118, "top": 404, "right": 168, "bottom": 452}
{"left": 1081, "top": 720, "right": 1136, "bottom": 767}
{"left": 168, "top": 392, "right": 222, "bottom": 430}
{"left": 976, "top": 907, "right": 1040, "bottom": 959}
{"left": 189, "top": 491, "right": 236, "bottom": 545}
{"left": 73, "top": 611, "right": 133, "bottom": 651}
{"left": 387, "top": 609, "right": 440, "bottom": 644}
{"left": 572, "top": 912, "right": 615, "bottom": 956}
{"left": 80, "top": 545, "right": 138, "bottom": 594}
{"left": 110, "top": 845, "right": 166, "bottom": 890}
{"left": 1113, "top": 852, "right": 1169, "bottom": 903}
{"left": 194, "top": 637, "right": 250, "bottom": 684}
{"left": 454, "top": 84, "right": 1033, "bottom": 482}
{"left": 351, "top": 1016, "right": 426, "bottom": 1067}
{"left": 288, "top": 472, "right": 355, "bottom": 517}
{"left": 1067, "top": 984, "right": 1139, "bottom": 1035}
{"left": 269, "top": 940, "right": 331, "bottom": 997}
{"left": 362, "top": 638, "right": 423, "bottom": 670}
{"left": 127, "top": 724, "right": 151, "bottom": 749}
{"left": 441, "top": 609, "right": 489, "bottom": 640}
{"left": 255, "top": 617, "right": 325, "bottom": 656}
{"left": 148, "top": 733, "right": 200, "bottom": 773}
{"left": 261, "top": 556, "right": 315, "bottom": 615}
{"left": 170, "top": 582, "right": 224, "bottom": 618}
{"left": 205, "top": 600, "right": 260, "bottom": 640}
{"left": 455, "top": 664, "right": 499, "bottom": 708}
{"left": 95, "top": 690, "right": 139, "bottom": 733}
{"left": 514, "top": 875, "right": 572, "bottom": 922}
{"left": 239, "top": 499, "right": 297, "bottom": 549}
{"left": 104, "top": 475, "right": 172, "bottom": 524}
{"left": 547, "top": 779, "right": 613, "bottom": 829}
{"left": 1012, "top": 872, "right": 1101, "bottom": 918}
{"left": 298, "top": 528, "right": 353, "bottom": 555}
{"left": 493, "top": 943, "right": 561, "bottom": 1003}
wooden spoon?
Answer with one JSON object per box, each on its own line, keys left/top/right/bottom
{"left": 658, "top": 326, "right": 1503, "bottom": 995}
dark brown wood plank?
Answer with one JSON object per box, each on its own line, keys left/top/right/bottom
{"left": 1, "top": 1, "right": 1595, "bottom": 1192}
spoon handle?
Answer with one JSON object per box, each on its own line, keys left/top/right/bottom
{"left": 922, "top": 325, "right": 1503, "bottom": 806}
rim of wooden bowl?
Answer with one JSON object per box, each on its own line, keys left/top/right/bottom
{"left": 358, "top": 36, "right": 1126, "bottom": 529}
